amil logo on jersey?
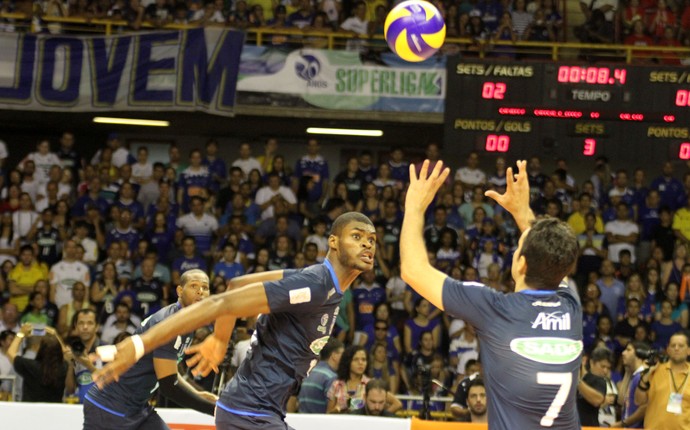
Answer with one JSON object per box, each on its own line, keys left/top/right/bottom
{"left": 531, "top": 312, "right": 571, "bottom": 331}
{"left": 295, "top": 55, "right": 327, "bottom": 88}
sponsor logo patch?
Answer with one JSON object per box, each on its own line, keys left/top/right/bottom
{"left": 510, "top": 337, "right": 583, "bottom": 364}
{"left": 289, "top": 287, "right": 312, "bottom": 304}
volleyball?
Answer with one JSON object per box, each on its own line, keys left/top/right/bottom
{"left": 384, "top": 0, "right": 446, "bottom": 62}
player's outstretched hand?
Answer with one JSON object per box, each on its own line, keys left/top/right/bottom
{"left": 406, "top": 159, "right": 450, "bottom": 213}
{"left": 185, "top": 334, "right": 227, "bottom": 377}
{"left": 93, "top": 337, "right": 137, "bottom": 388}
{"left": 484, "top": 159, "right": 533, "bottom": 230}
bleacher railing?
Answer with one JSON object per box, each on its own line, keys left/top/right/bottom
{"left": 1, "top": 14, "right": 690, "bottom": 64}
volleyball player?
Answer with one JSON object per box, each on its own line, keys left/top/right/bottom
{"left": 93, "top": 212, "right": 376, "bottom": 430}
{"left": 83, "top": 269, "right": 216, "bottom": 429}
{"left": 401, "top": 160, "right": 582, "bottom": 429}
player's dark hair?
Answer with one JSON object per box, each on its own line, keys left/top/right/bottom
{"left": 520, "top": 218, "right": 578, "bottom": 290}
{"left": 365, "top": 378, "right": 388, "bottom": 395}
{"left": 337, "top": 345, "right": 368, "bottom": 381}
{"left": 320, "top": 337, "right": 344, "bottom": 360}
{"left": 329, "top": 212, "right": 374, "bottom": 237}
{"left": 467, "top": 377, "right": 485, "bottom": 391}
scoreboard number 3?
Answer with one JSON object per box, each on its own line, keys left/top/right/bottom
{"left": 583, "top": 139, "right": 596, "bottom": 156}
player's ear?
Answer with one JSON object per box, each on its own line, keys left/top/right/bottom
{"left": 328, "top": 234, "right": 338, "bottom": 251}
{"left": 176, "top": 285, "right": 183, "bottom": 298}
{"left": 516, "top": 255, "right": 527, "bottom": 276}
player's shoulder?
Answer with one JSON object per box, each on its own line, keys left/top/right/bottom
{"left": 140, "top": 303, "right": 180, "bottom": 331}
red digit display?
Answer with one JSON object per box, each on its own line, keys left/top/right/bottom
{"left": 556, "top": 66, "right": 626, "bottom": 85}
{"left": 485, "top": 135, "right": 510, "bottom": 152}
{"left": 583, "top": 139, "right": 596, "bottom": 156}
{"left": 482, "top": 82, "right": 506, "bottom": 100}
{"left": 676, "top": 90, "right": 690, "bottom": 107}
{"left": 680, "top": 143, "right": 690, "bottom": 160}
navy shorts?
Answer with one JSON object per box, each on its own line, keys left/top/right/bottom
{"left": 215, "top": 403, "right": 295, "bottom": 430}
{"left": 83, "top": 398, "right": 168, "bottom": 430}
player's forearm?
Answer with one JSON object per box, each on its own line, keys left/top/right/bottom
{"left": 400, "top": 208, "right": 446, "bottom": 310}
{"left": 212, "top": 314, "right": 237, "bottom": 344}
{"left": 227, "top": 270, "right": 284, "bottom": 290}
{"left": 140, "top": 286, "right": 270, "bottom": 354}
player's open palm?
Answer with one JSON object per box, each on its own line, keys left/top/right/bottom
{"left": 406, "top": 159, "right": 450, "bottom": 212}
{"left": 185, "top": 334, "right": 226, "bottom": 377}
{"left": 93, "top": 338, "right": 137, "bottom": 388}
{"left": 484, "top": 159, "right": 530, "bottom": 213}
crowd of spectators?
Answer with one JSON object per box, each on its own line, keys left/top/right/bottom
{"left": 1, "top": 0, "right": 689, "bottom": 52}
{"left": 0, "top": 133, "right": 690, "bottom": 425}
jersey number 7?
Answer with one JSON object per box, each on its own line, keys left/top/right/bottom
{"left": 536, "top": 372, "right": 572, "bottom": 427}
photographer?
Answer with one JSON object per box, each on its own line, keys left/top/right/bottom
{"left": 636, "top": 332, "right": 690, "bottom": 428}
{"left": 614, "top": 341, "right": 649, "bottom": 428}
{"left": 64, "top": 309, "right": 101, "bottom": 403}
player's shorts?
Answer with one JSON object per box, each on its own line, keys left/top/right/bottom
{"left": 215, "top": 402, "right": 295, "bottom": 430}
{"left": 83, "top": 397, "right": 168, "bottom": 430}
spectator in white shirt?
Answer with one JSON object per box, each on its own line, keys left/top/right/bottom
{"left": 132, "top": 146, "right": 153, "bottom": 185}
{"left": 18, "top": 139, "right": 62, "bottom": 184}
{"left": 605, "top": 202, "right": 639, "bottom": 263}
{"left": 255, "top": 171, "right": 298, "bottom": 221}
{"left": 340, "top": 1, "right": 369, "bottom": 51}
{"left": 231, "top": 142, "right": 262, "bottom": 179}
{"left": 455, "top": 151, "right": 487, "bottom": 190}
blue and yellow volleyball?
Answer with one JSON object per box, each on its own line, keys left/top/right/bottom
{"left": 384, "top": 0, "right": 446, "bottom": 62}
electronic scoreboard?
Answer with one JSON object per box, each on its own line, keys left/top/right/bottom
{"left": 444, "top": 58, "right": 690, "bottom": 163}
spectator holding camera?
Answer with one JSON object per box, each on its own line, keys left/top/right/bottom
{"left": 636, "top": 332, "right": 690, "bottom": 428}
{"left": 6, "top": 323, "right": 68, "bottom": 402}
{"left": 64, "top": 309, "right": 101, "bottom": 403}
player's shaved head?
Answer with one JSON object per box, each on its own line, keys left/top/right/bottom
{"left": 329, "top": 212, "right": 374, "bottom": 237}
{"left": 180, "top": 269, "right": 210, "bottom": 287}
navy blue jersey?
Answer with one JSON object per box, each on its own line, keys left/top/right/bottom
{"left": 85, "top": 303, "right": 193, "bottom": 417}
{"left": 217, "top": 261, "right": 342, "bottom": 419}
{"left": 442, "top": 279, "right": 583, "bottom": 429}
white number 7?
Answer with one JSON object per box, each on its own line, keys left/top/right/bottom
{"left": 537, "top": 372, "right": 572, "bottom": 427}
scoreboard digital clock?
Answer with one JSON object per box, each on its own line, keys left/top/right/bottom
{"left": 444, "top": 59, "right": 690, "bottom": 163}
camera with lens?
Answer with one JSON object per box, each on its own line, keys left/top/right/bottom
{"left": 635, "top": 347, "right": 667, "bottom": 366}
{"left": 68, "top": 337, "right": 86, "bottom": 355}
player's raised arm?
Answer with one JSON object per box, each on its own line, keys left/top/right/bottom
{"left": 400, "top": 159, "right": 451, "bottom": 310}
{"left": 484, "top": 159, "right": 535, "bottom": 233}
{"left": 93, "top": 274, "right": 282, "bottom": 388}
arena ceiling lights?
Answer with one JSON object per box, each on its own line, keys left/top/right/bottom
{"left": 306, "top": 127, "right": 383, "bottom": 137}
{"left": 92, "top": 117, "right": 170, "bottom": 127}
